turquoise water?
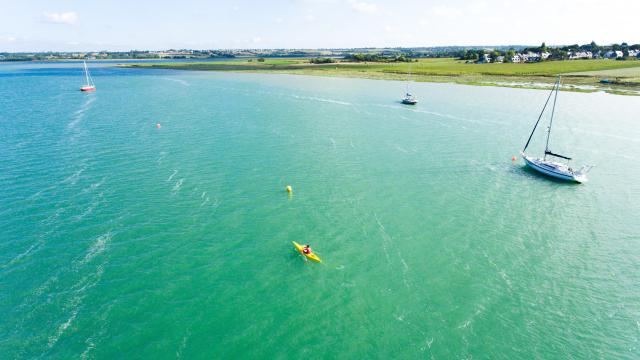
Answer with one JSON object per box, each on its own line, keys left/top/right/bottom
{"left": 1, "top": 62, "right": 639, "bottom": 359}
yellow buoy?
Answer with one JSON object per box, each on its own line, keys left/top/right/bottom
{"left": 286, "top": 185, "right": 292, "bottom": 193}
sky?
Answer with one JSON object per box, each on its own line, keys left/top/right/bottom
{"left": 1, "top": 0, "right": 638, "bottom": 52}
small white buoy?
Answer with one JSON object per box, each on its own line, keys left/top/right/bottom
{"left": 156, "top": 123, "right": 162, "bottom": 129}
{"left": 286, "top": 185, "right": 292, "bottom": 193}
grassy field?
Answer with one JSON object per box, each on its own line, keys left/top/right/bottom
{"left": 566, "top": 66, "right": 640, "bottom": 77}
{"left": 122, "top": 58, "right": 640, "bottom": 95}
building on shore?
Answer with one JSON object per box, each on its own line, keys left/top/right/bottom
{"left": 477, "top": 53, "right": 492, "bottom": 63}
{"left": 605, "top": 50, "right": 624, "bottom": 59}
{"left": 568, "top": 51, "right": 593, "bottom": 59}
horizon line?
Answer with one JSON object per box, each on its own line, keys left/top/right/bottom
{"left": 3, "top": 42, "right": 639, "bottom": 54}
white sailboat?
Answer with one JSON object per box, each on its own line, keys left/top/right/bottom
{"left": 401, "top": 62, "right": 417, "bottom": 105}
{"left": 521, "top": 76, "right": 592, "bottom": 183}
{"left": 80, "top": 61, "right": 96, "bottom": 92}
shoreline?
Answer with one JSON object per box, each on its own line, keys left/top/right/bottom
{"left": 119, "top": 59, "right": 640, "bottom": 96}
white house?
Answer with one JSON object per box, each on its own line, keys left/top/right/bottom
{"left": 525, "top": 52, "right": 541, "bottom": 62}
{"left": 477, "top": 53, "right": 492, "bottom": 63}
{"left": 568, "top": 51, "right": 593, "bottom": 59}
{"left": 605, "top": 50, "right": 624, "bottom": 58}
{"left": 494, "top": 55, "right": 505, "bottom": 63}
{"left": 511, "top": 54, "right": 522, "bottom": 63}
{"left": 628, "top": 49, "right": 640, "bottom": 57}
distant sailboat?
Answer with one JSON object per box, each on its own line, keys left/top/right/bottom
{"left": 401, "top": 62, "right": 417, "bottom": 105}
{"left": 521, "top": 76, "right": 592, "bottom": 183}
{"left": 80, "top": 61, "right": 96, "bottom": 92}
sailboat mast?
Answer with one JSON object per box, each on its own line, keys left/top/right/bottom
{"left": 406, "top": 62, "right": 410, "bottom": 93}
{"left": 544, "top": 77, "right": 560, "bottom": 160}
{"left": 522, "top": 79, "right": 556, "bottom": 153}
{"left": 83, "top": 61, "right": 90, "bottom": 85}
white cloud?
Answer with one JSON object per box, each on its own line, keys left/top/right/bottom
{"left": 432, "top": 5, "right": 462, "bottom": 18}
{"left": 305, "top": 14, "right": 316, "bottom": 21}
{"left": 349, "top": 0, "right": 378, "bottom": 13}
{"left": 0, "top": 35, "right": 17, "bottom": 43}
{"left": 252, "top": 36, "right": 262, "bottom": 43}
{"left": 42, "top": 12, "right": 78, "bottom": 25}
{"left": 275, "top": 17, "right": 284, "bottom": 23}
{"left": 467, "top": 1, "right": 488, "bottom": 11}
{"left": 384, "top": 25, "right": 393, "bottom": 32}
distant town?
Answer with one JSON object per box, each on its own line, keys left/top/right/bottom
{"left": 462, "top": 42, "right": 639, "bottom": 64}
{"left": 1, "top": 42, "right": 638, "bottom": 63}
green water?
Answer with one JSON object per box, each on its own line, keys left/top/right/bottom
{"left": 1, "top": 62, "right": 639, "bottom": 359}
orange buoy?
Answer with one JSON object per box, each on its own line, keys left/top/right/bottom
{"left": 156, "top": 123, "right": 161, "bottom": 129}
{"left": 511, "top": 155, "right": 517, "bottom": 161}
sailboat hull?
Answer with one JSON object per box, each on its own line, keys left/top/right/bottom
{"left": 522, "top": 153, "right": 584, "bottom": 183}
{"left": 80, "top": 86, "right": 96, "bottom": 92}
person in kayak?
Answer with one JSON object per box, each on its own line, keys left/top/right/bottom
{"left": 303, "top": 245, "right": 312, "bottom": 254}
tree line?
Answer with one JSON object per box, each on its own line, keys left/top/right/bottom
{"left": 343, "top": 53, "right": 414, "bottom": 62}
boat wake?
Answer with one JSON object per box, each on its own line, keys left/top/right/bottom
{"left": 483, "top": 250, "right": 513, "bottom": 290}
{"left": 1, "top": 238, "right": 44, "bottom": 269}
{"left": 79, "top": 232, "right": 111, "bottom": 266}
{"left": 161, "top": 77, "right": 190, "bottom": 86}
{"left": 62, "top": 166, "right": 87, "bottom": 186}
{"left": 74, "top": 192, "right": 104, "bottom": 221}
{"left": 82, "top": 178, "right": 105, "bottom": 194}
{"left": 79, "top": 304, "right": 112, "bottom": 360}
{"left": 375, "top": 214, "right": 411, "bottom": 289}
{"left": 167, "top": 169, "right": 178, "bottom": 182}
{"left": 172, "top": 178, "right": 184, "bottom": 193}
{"left": 157, "top": 151, "right": 167, "bottom": 164}
{"left": 175, "top": 330, "right": 191, "bottom": 359}
{"left": 292, "top": 95, "right": 352, "bottom": 106}
{"left": 68, "top": 97, "right": 96, "bottom": 130}
{"left": 46, "top": 263, "right": 106, "bottom": 350}
{"left": 46, "top": 230, "right": 112, "bottom": 349}
{"left": 410, "top": 108, "right": 504, "bottom": 126}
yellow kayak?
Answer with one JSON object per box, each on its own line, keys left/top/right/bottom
{"left": 292, "top": 241, "right": 321, "bottom": 263}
